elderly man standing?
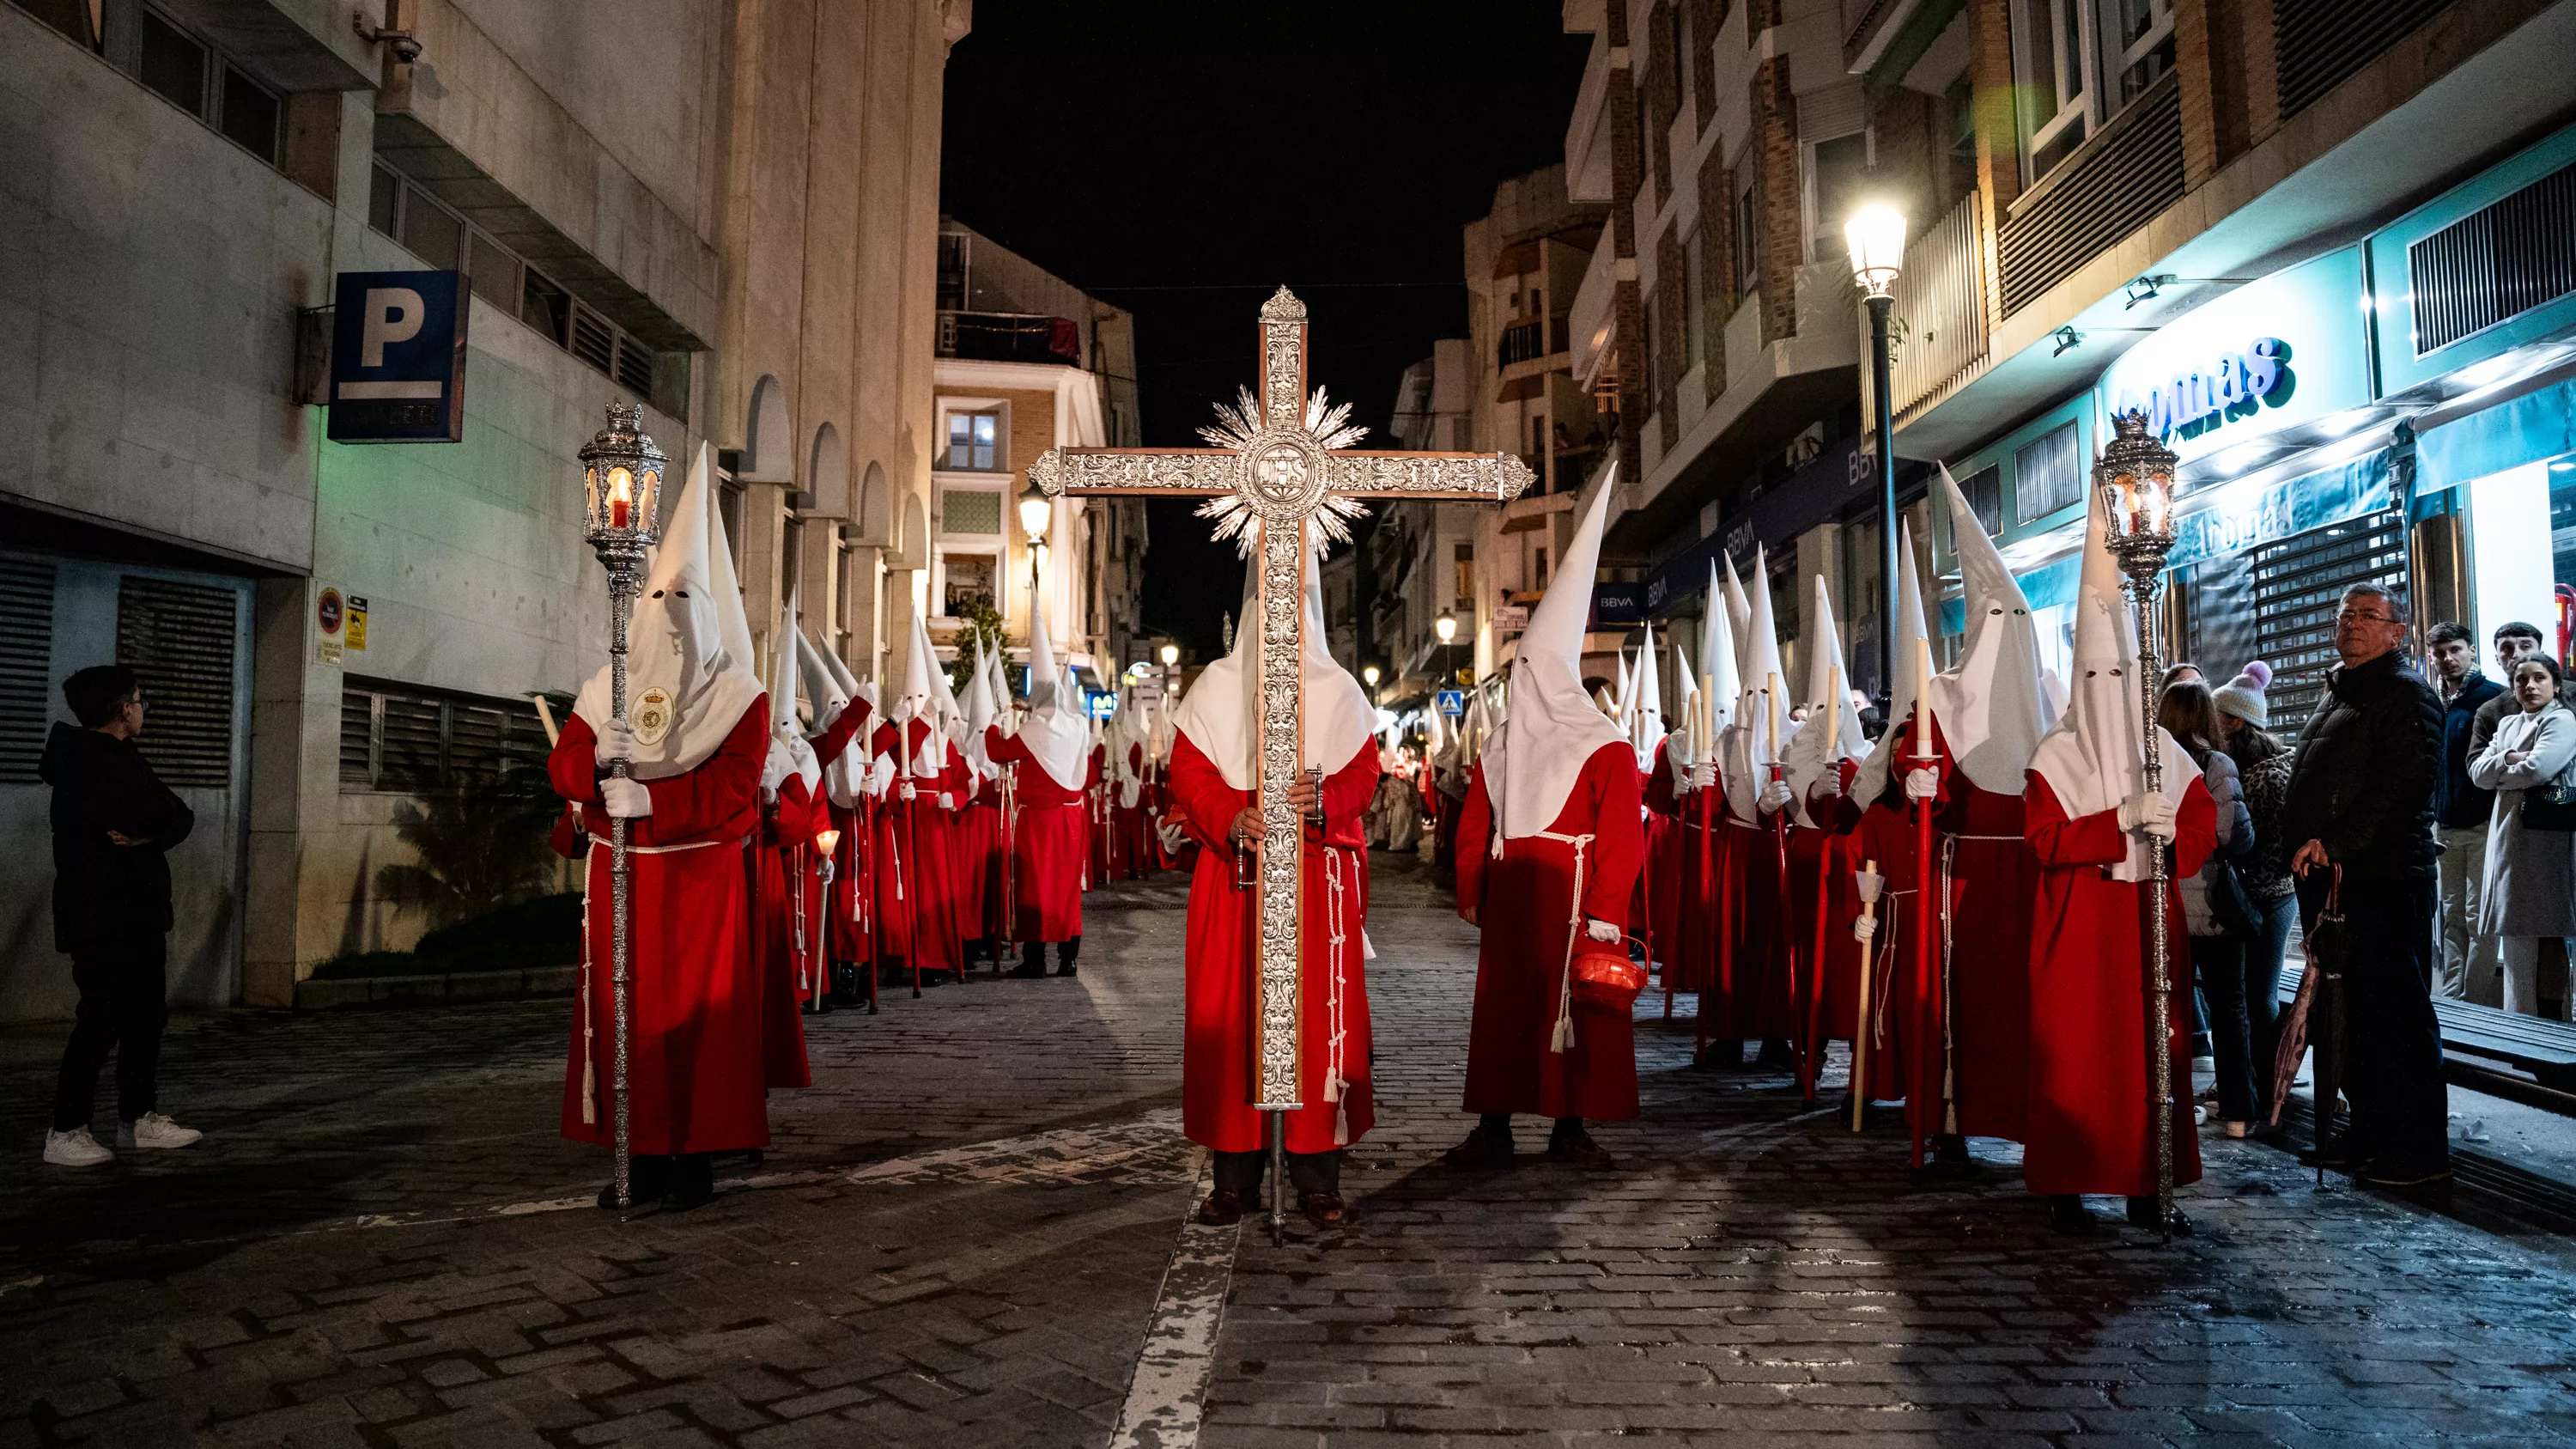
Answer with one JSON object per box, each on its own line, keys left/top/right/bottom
{"left": 2281, "top": 583, "right": 2449, "bottom": 1189}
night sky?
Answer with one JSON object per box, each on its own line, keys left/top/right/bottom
{"left": 939, "top": 1, "right": 1590, "bottom": 658}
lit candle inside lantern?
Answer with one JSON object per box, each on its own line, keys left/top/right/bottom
{"left": 814, "top": 827, "right": 841, "bottom": 856}
{"left": 608, "top": 466, "right": 633, "bottom": 529}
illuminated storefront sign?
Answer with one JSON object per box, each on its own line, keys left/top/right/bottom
{"left": 2098, "top": 247, "right": 2368, "bottom": 468}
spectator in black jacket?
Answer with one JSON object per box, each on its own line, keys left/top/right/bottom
{"left": 2428, "top": 621, "right": 2509, "bottom": 1003}
{"left": 41, "top": 665, "right": 203, "bottom": 1168}
{"left": 2281, "top": 584, "right": 2448, "bottom": 1187}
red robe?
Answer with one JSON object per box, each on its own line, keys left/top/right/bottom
{"left": 1643, "top": 746, "right": 1725, "bottom": 1014}
{"left": 1455, "top": 745, "right": 1644, "bottom": 1120}
{"left": 1835, "top": 786, "right": 1923, "bottom": 1114}
{"left": 2022, "top": 771, "right": 2215, "bottom": 1197}
{"left": 1171, "top": 734, "right": 1380, "bottom": 1154}
{"left": 1926, "top": 734, "right": 2044, "bottom": 1144}
{"left": 807, "top": 703, "right": 872, "bottom": 969}
{"left": 985, "top": 726, "right": 1098, "bottom": 941}
{"left": 549, "top": 703, "right": 769, "bottom": 1154}
{"left": 963, "top": 770, "right": 1005, "bottom": 940}
{"left": 872, "top": 717, "right": 963, "bottom": 977}
{"left": 752, "top": 776, "right": 817, "bottom": 1087}
{"left": 1714, "top": 791, "right": 1798, "bottom": 1041}
{"left": 1844, "top": 711, "right": 1961, "bottom": 1159}
{"left": 1787, "top": 762, "right": 1860, "bottom": 1091}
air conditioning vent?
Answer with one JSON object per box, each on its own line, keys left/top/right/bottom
{"left": 1997, "top": 76, "right": 2184, "bottom": 317}
{"left": 0, "top": 557, "right": 57, "bottom": 784}
{"left": 2275, "top": 0, "right": 2451, "bottom": 122}
{"left": 116, "top": 576, "right": 239, "bottom": 788}
{"left": 2408, "top": 161, "right": 2576, "bottom": 356}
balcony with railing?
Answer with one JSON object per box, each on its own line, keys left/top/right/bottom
{"left": 937, "top": 310, "right": 1082, "bottom": 366}
{"left": 1498, "top": 314, "right": 1572, "bottom": 371}
{"left": 1888, "top": 190, "right": 1992, "bottom": 423}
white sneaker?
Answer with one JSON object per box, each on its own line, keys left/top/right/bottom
{"left": 118, "top": 1113, "right": 202, "bottom": 1151}
{"left": 44, "top": 1128, "right": 113, "bottom": 1166}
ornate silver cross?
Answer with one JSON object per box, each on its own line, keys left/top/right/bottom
{"left": 1030, "top": 287, "right": 1533, "bottom": 1109}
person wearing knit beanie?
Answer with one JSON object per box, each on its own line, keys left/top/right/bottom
{"left": 2214, "top": 661, "right": 2273, "bottom": 729}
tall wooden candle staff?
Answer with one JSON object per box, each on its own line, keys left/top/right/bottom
{"left": 577, "top": 403, "right": 667, "bottom": 1211}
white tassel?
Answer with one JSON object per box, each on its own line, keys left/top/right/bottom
{"left": 1335, "top": 1099, "right": 1350, "bottom": 1147}
{"left": 1362, "top": 928, "right": 1377, "bottom": 961}
{"left": 1551, "top": 1014, "right": 1575, "bottom": 1054}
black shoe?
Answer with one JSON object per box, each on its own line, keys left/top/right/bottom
{"left": 1006, "top": 959, "right": 1047, "bottom": 979}
{"left": 2046, "top": 1195, "right": 2098, "bottom": 1236}
{"left": 1442, "top": 1125, "right": 1515, "bottom": 1169}
{"left": 1196, "top": 1190, "right": 1245, "bottom": 1226}
{"left": 2300, "top": 1134, "right": 2373, "bottom": 1171}
{"left": 661, "top": 1154, "right": 717, "bottom": 1211}
{"left": 2356, "top": 1160, "right": 2452, "bottom": 1189}
{"left": 1053, "top": 962, "right": 1078, "bottom": 977}
{"left": 1753, "top": 1039, "right": 1799, "bottom": 1072}
{"left": 1546, "top": 1128, "right": 1615, "bottom": 1168}
{"left": 597, "top": 1155, "right": 670, "bottom": 1210}
{"left": 2125, "top": 1196, "right": 2194, "bottom": 1235}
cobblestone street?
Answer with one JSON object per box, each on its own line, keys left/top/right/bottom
{"left": 6, "top": 854, "right": 2576, "bottom": 1448}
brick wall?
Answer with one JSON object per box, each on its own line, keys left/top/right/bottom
{"left": 1607, "top": 0, "right": 1646, "bottom": 489}
{"left": 1644, "top": 0, "right": 1677, "bottom": 201}
{"left": 1752, "top": 56, "right": 1802, "bottom": 348}
{"left": 1656, "top": 230, "right": 1686, "bottom": 448}
{"left": 1694, "top": 143, "right": 1736, "bottom": 402}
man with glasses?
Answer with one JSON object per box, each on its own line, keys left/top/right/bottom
{"left": 2281, "top": 585, "right": 2449, "bottom": 1188}
{"left": 41, "top": 665, "right": 202, "bottom": 1167}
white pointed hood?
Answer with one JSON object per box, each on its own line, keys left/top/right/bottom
{"left": 1699, "top": 561, "right": 1740, "bottom": 738}
{"left": 896, "top": 605, "right": 949, "bottom": 775}
{"left": 1172, "top": 523, "right": 1377, "bottom": 790}
{"left": 1924, "top": 463, "right": 2057, "bottom": 795}
{"left": 1631, "top": 625, "right": 1666, "bottom": 768}
{"left": 928, "top": 628, "right": 966, "bottom": 747}
{"left": 963, "top": 642, "right": 998, "bottom": 780}
{"left": 799, "top": 624, "right": 863, "bottom": 808}
{"left": 1481, "top": 469, "right": 1629, "bottom": 843}
{"left": 768, "top": 608, "right": 820, "bottom": 793}
{"left": 1721, "top": 545, "right": 1789, "bottom": 819}
{"left": 2029, "top": 496, "right": 2199, "bottom": 881}
{"left": 1016, "top": 567, "right": 1092, "bottom": 790}
{"left": 1782, "top": 575, "right": 1868, "bottom": 825}
{"left": 1853, "top": 519, "right": 1932, "bottom": 806}
{"left": 699, "top": 444, "right": 761, "bottom": 711}
{"left": 572, "top": 444, "right": 762, "bottom": 780}
{"left": 1720, "top": 551, "right": 1753, "bottom": 670}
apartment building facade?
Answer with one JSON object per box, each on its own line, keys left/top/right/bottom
{"left": 1860, "top": 0, "right": 2576, "bottom": 729}
{"left": 0, "top": 0, "right": 966, "bottom": 1020}
{"left": 930, "top": 221, "right": 1149, "bottom": 699}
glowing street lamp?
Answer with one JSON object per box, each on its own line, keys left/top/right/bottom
{"left": 1435, "top": 610, "right": 1458, "bottom": 645}
{"left": 1160, "top": 642, "right": 1180, "bottom": 667}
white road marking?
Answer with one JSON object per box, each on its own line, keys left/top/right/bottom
{"left": 1108, "top": 1153, "right": 1238, "bottom": 1449}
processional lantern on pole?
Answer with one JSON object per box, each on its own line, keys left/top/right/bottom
{"left": 2093, "top": 408, "right": 2184, "bottom": 1239}
{"left": 1027, "top": 286, "right": 1531, "bottom": 1241}
{"left": 577, "top": 401, "right": 667, "bottom": 1213}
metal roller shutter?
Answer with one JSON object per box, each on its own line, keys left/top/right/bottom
{"left": 115, "top": 575, "right": 240, "bottom": 788}
{"left": 0, "top": 557, "right": 57, "bottom": 783}
{"left": 2249, "top": 509, "right": 2408, "bottom": 736}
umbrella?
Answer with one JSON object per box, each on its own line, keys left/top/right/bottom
{"left": 2274, "top": 868, "right": 2349, "bottom": 1184}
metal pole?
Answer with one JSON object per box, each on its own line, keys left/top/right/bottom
{"left": 1268, "top": 1108, "right": 1286, "bottom": 1246}
{"left": 605, "top": 555, "right": 640, "bottom": 1211}
{"left": 1868, "top": 293, "right": 1899, "bottom": 705}
{"left": 2129, "top": 571, "right": 2177, "bottom": 1239}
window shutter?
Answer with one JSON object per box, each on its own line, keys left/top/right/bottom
{"left": 115, "top": 576, "right": 238, "bottom": 788}
{"left": 0, "top": 557, "right": 58, "bottom": 784}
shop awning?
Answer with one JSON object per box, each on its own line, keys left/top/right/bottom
{"left": 2418, "top": 375, "right": 2576, "bottom": 493}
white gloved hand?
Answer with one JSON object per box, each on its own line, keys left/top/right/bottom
{"left": 938, "top": 792, "right": 956, "bottom": 811}
{"left": 1904, "top": 767, "right": 1939, "bottom": 801}
{"left": 1584, "top": 917, "right": 1621, "bottom": 943}
{"left": 601, "top": 776, "right": 653, "bottom": 819}
{"left": 1814, "top": 772, "right": 1844, "bottom": 798}
{"left": 2119, "top": 791, "right": 2177, "bottom": 840}
{"left": 1690, "top": 763, "right": 1716, "bottom": 790}
{"left": 900, "top": 782, "right": 917, "bottom": 802}
{"left": 1759, "top": 780, "right": 1795, "bottom": 813}
{"left": 597, "top": 720, "right": 635, "bottom": 764}
{"left": 1851, "top": 915, "right": 1877, "bottom": 943}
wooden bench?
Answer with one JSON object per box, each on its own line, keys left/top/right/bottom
{"left": 2278, "top": 959, "right": 2576, "bottom": 1093}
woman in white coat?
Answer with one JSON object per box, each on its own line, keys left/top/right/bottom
{"left": 2467, "top": 654, "right": 2576, "bottom": 1020}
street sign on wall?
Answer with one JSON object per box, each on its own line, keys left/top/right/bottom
{"left": 328, "top": 271, "right": 468, "bottom": 443}
{"left": 1437, "top": 688, "right": 1465, "bottom": 716}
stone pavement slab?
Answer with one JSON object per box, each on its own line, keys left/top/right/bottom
{"left": 3, "top": 858, "right": 2573, "bottom": 1448}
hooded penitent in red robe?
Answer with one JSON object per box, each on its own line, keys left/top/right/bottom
{"left": 550, "top": 703, "right": 770, "bottom": 1154}
{"left": 1455, "top": 746, "right": 1644, "bottom": 1121}
{"left": 1171, "top": 734, "right": 1379, "bottom": 1155}
{"left": 874, "top": 715, "right": 963, "bottom": 981}
{"left": 752, "top": 776, "right": 816, "bottom": 1087}
{"left": 808, "top": 702, "right": 873, "bottom": 972}
{"left": 1832, "top": 778, "right": 1925, "bottom": 1116}
{"left": 1788, "top": 759, "right": 1860, "bottom": 1093}
{"left": 986, "top": 725, "right": 1098, "bottom": 942}
{"left": 2022, "top": 771, "right": 2214, "bottom": 1196}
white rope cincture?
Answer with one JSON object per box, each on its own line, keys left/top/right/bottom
{"left": 1528, "top": 830, "right": 1596, "bottom": 1056}
{"left": 1323, "top": 846, "right": 1354, "bottom": 1146}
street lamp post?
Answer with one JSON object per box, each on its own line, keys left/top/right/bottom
{"left": 1435, "top": 609, "right": 1460, "bottom": 687}
{"left": 2093, "top": 410, "right": 2184, "bottom": 1239}
{"left": 1845, "top": 204, "right": 1907, "bottom": 704}
{"left": 1018, "top": 478, "right": 1052, "bottom": 659}
{"left": 575, "top": 402, "right": 666, "bottom": 1212}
